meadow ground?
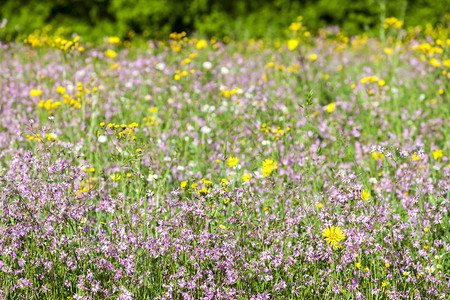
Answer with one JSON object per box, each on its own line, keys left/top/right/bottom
{"left": 0, "top": 19, "right": 449, "bottom": 299}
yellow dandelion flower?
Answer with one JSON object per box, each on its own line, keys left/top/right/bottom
{"left": 196, "top": 40, "right": 207, "bottom": 49}
{"left": 242, "top": 173, "right": 251, "bottom": 181}
{"left": 287, "top": 39, "right": 299, "bottom": 51}
{"left": 180, "top": 180, "right": 188, "bottom": 189}
{"left": 432, "top": 149, "right": 443, "bottom": 160}
{"left": 325, "top": 102, "right": 335, "bottom": 113}
{"left": 309, "top": 54, "right": 317, "bottom": 61}
{"left": 227, "top": 156, "right": 238, "bottom": 168}
{"left": 322, "top": 226, "right": 346, "bottom": 249}
{"left": 262, "top": 159, "right": 278, "bottom": 177}
{"left": 110, "top": 173, "right": 121, "bottom": 181}
{"left": 108, "top": 37, "right": 120, "bottom": 44}
{"left": 56, "top": 86, "right": 66, "bottom": 94}
{"left": 30, "top": 89, "right": 42, "bottom": 97}
{"left": 105, "top": 49, "right": 117, "bottom": 59}
{"left": 361, "top": 190, "right": 370, "bottom": 201}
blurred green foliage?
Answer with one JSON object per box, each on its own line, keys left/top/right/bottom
{"left": 0, "top": 0, "right": 448, "bottom": 42}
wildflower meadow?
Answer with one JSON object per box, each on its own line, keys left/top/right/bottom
{"left": 0, "top": 16, "right": 449, "bottom": 300}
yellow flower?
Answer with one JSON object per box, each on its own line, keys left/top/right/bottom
{"left": 198, "top": 188, "right": 208, "bottom": 195}
{"left": 382, "top": 281, "right": 389, "bottom": 287}
{"left": 383, "top": 48, "right": 393, "bottom": 55}
{"left": 361, "top": 190, "right": 370, "bottom": 201}
{"left": 325, "top": 102, "right": 335, "bottom": 113}
{"left": 242, "top": 173, "right": 251, "bottom": 181}
{"left": 196, "top": 40, "right": 207, "bottom": 49}
{"left": 227, "top": 156, "right": 238, "bottom": 168}
{"left": 317, "top": 203, "right": 323, "bottom": 209}
{"left": 429, "top": 58, "right": 441, "bottom": 68}
{"left": 29, "top": 89, "right": 42, "bottom": 97}
{"left": 309, "top": 54, "right": 317, "bottom": 61}
{"left": 385, "top": 263, "right": 390, "bottom": 268}
{"left": 372, "top": 152, "right": 385, "bottom": 160}
{"left": 78, "top": 47, "right": 85, "bottom": 52}
{"left": 355, "top": 262, "right": 361, "bottom": 268}
{"left": 191, "top": 183, "right": 198, "bottom": 189}
{"left": 126, "top": 173, "right": 132, "bottom": 178}
{"left": 56, "top": 86, "right": 66, "bottom": 94}
{"left": 378, "top": 80, "right": 386, "bottom": 87}
{"left": 108, "top": 37, "right": 120, "bottom": 44}
{"left": 287, "top": 39, "right": 299, "bottom": 51}
{"left": 105, "top": 49, "right": 117, "bottom": 59}
{"left": 424, "top": 227, "right": 429, "bottom": 232}
{"left": 180, "top": 180, "right": 188, "bottom": 189}
{"left": 364, "top": 267, "right": 370, "bottom": 273}
{"left": 110, "top": 173, "right": 121, "bottom": 181}
{"left": 322, "top": 226, "right": 346, "bottom": 249}
{"left": 432, "top": 149, "right": 443, "bottom": 160}
{"left": 412, "top": 153, "right": 421, "bottom": 161}
{"left": 289, "top": 22, "right": 301, "bottom": 31}
{"left": 262, "top": 159, "right": 278, "bottom": 177}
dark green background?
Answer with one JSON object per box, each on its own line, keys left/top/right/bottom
{"left": 0, "top": 0, "right": 449, "bottom": 42}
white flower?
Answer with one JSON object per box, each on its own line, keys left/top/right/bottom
{"left": 368, "top": 177, "right": 378, "bottom": 184}
{"left": 220, "top": 66, "right": 229, "bottom": 74}
{"left": 147, "top": 174, "right": 158, "bottom": 181}
{"left": 261, "top": 140, "right": 271, "bottom": 146}
{"left": 200, "top": 126, "right": 211, "bottom": 134}
{"left": 98, "top": 135, "right": 107, "bottom": 143}
{"left": 48, "top": 133, "right": 57, "bottom": 139}
{"left": 425, "top": 266, "right": 435, "bottom": 273}
{"left": 155, "top": 62, "right": 166, "bottom": 71}
{"left": 203, "top": 61, "right": 213, "bottom": 70}
{"left": 177, "top": 165, "right": 185, "bottom": 171}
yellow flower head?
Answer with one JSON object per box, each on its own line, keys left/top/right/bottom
{"left": 309, "top": 54, "right": 317, "bottom": 61}
{"left": 432, "top": 150, "right": 443, "bottom": 160}
{"left": 412, "top": 153, "right": 421, "bottom": 161}
{"left": 197, "top": 188, "right": 208, "bottom": 195}
{"left": 56, "top": 86, "right": 66, "bottom": 94}
{"left": 196, "top": 40, "right": 207, "bottom": 49}
{"left": 287, "top": 39, "right": 299, "bottom": 51}
{"left": 108, "top": 37, "right": 120, "bottom": 44}
{"left": 180, "top": 180, "right": 188, "bottom": 189}
{"left": 105, "top": 49, "right": 117, "bottom": 59}
{"left": 227, "top": 156, "right": 238, "bottom": 168}
{"left": 322, "top": 226, "right": 346, "bottom": 249}
{"left": 361, "top": 190, "right": 370, "bottom": 201}
{"left": 242, "top": 173, "right": 251, "bottom": 181}
{"left": 325, "top": 102, "right": 336, "bottom": 113}
{"left": 372, "top": 152, "right": 385, "bottom": 160}
{"left": 110, "top": 173, "right": 121, "bottom": 181}
{"left": 262, "top": 159, "right": 278, "bottom": 177}
{"left": 30, "top": 89, "right": 42, "bottom": 97}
